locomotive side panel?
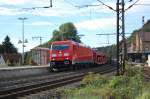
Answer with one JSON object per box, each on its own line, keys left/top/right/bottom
{"left": 73, "top": 44, "right": 93, "bottom": 64}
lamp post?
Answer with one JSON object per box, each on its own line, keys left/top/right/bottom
{"left": 18, "top": 17, "right": 28, "bottom": 65}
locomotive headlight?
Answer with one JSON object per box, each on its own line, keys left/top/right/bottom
{"left": 65, "top": 57, "right": 69, "bottom": 60}
{"left": 64, "top": 53, "right": 69, "bottom": 56}
{"left": 52, "top": 54, "right": 56, "bottom": 57}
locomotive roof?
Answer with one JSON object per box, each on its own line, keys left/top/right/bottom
{"left": 51, "top": 40, "right": 91, "bottom": 48}
{"left": 51, "top": 40, "right": 74, "bottom": 44}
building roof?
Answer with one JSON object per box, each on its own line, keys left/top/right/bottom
{"left": 140, "top": 32, "right": 150, "bottom": 42}
{"left": 31, "top": 47, "right": 49, "bottom": 51}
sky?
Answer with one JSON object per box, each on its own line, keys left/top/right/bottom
{"left": 0, "top": 0, "right": 150, "bottom": 53}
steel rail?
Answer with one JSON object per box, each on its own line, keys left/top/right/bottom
{"left": 0, "top": 65, "right": 116, "bottom": 99}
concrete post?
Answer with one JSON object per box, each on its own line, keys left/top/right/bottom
{"left": 148, "top": 54, "right": 150, "bottom": 67}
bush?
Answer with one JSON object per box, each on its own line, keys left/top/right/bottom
{"left": 29, "top": 58, "right": 38, "bottom": 65}
{"left": 125, "top": 64, "right": 144, "bottom": 77}
{"left": 136, "top": 91, "right": 150, "bottom": 99}
{"left": 82, "top": 72, "right": 108, "bottom": 87}
{"left": 63, "top": 65, "right": 149, "bottom": 99}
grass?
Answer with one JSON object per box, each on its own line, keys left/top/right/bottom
{"left": 62, "top": 64, "right": 150, "bottom": 99}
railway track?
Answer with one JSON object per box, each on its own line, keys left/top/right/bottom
{"left": 0, "top": 65, "right": 114, "bottom": 89}
{"left": 0, "top": 64, "right": 116, "bottom": 99}
{"left": 0, "top": 71, "right": 81, "bottom": 90}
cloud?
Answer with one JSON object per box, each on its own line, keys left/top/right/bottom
{"left": 0, "top": 7, "right": 26, "bottom": 16}
{"left": 0, "top": 0, "right": 78, "bottom": 17}
{"left": 31, "top": 21, "right": 52, "bottom": 26}
{"left": 30, "top": 0, "right": 116, "bottom": 17}
{"left": 75, "top": 17, "right": 116, "bottom": 30}
{"left": 125, "top": 0, "right": 150, "bottom": 14}
{"left": 0, "top": 0, "right": 30, "bottom": 5}
{"left": 0, "top": 0, "right": 116, "bottom": 17}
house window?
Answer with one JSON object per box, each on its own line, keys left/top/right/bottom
{"left": 145, "top": 44, "right": 149, "bottom": 51}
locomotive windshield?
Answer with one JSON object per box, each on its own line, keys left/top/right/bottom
{"left": 52, "top": 44, "right": 69, "bottom": 50}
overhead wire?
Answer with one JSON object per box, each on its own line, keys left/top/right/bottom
{"left": 97, "top": 0, "right": 116, "bottom": 11}
{"left": 22, "top": 0, "right": 52, "bottom": 11}
{"left": 135, "top": 4, "right": 150, "bottom": 6}
{"left": 63, "top": 0, "right": 77, "bottom": 7}
{"left": 125, "top": 0, "right": 140, "bottom": 11}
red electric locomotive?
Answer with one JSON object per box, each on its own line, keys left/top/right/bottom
{"left": 49, "top": 40, "right": 108, "bottom": 70}
{"left": 49, "top": 40, "right": 94, "bottom": 70}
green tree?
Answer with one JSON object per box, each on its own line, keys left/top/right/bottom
{"left": 2, "top": 35, "right": 18, "bottom": 53}
{"left": 24, "top": 51, "right": 31, "bottom": 65}
{"left": 0, "top": 44, "right": 3, "bottom": 53}
{"left": 97, "top": 44, "right": 117, "bottom": 59}
{"left": 51, "top": 30, "right": 62, "bottom": 41}
{"left": 51, "top": 22, "right": 81, "bottom": 43}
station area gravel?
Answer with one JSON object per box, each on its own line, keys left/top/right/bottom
{"left": 18, "top": 81, "right": 81, "bottom": 99}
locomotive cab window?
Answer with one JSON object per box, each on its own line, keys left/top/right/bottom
{"left": 52, "top": 44, "right": 69, "bottom": 50}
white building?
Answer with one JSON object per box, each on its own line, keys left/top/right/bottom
{"left": 0, "top": 54, "right": 6, "bottom": 66}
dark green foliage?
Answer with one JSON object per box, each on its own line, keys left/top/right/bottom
{"left": 0, "top": 35, "right": 18, "bottom": 54}
{"left": 82, "top": 72, "right": 108, "bottom": 87}
{"left": 97, "top": 44, "right": 117, "bottom": 58}
{"left": 0, "top": 44, "right": 3, "bottom": 53}
{"left": 143, "top": 20, "right": 150, "bottom": 32}
{"left": 51, "top": 30, "right": 62, "bottom": 41}
{"left": 127, "top": 29, "right": 139, "bottom": 44}
{"left": 39, "top": 22, "right": 81, "bottom": 48}
{"left": 39, "top": 42, "right": 50, "bottom": 48}
{"left": 50, "top": 22, "right": 81, "bottom": 43}
{"left": 63, "top": 65, "right": 148, "bottom": 99}
{"left": 127, "top": 19, "right": 150, "bottom": 43}
{"left": 24, "top": 51, "right": 31, "bottom": 65}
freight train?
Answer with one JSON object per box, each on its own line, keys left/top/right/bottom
{"left": 49, "top": 40, "right": 107, "bottom": 70}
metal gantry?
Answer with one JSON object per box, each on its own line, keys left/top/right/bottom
{"left": 76, "top": 0, "right": 140, "bottom": 75}
{"left": 116, "top": 0, "right": 126, "bottom": 75}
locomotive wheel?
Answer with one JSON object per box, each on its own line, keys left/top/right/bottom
{"left": 70, "top": 65, "right": 74, "bottom": 71}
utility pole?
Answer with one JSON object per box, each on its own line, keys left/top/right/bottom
{"left": 96, "top": 0, "right": 126, "bottom": 75}
{"left": 32, "top": 36, "right": 44, "bottom": 65}
{"left": 142, "top": 16, "right": 145, "bottom": 27}
{"left": 141, "top": 16, "right": 145, "bottom": 39}
{"left": 18, "top": 17, "right": 28, "bottom": 65}
{"left": 116, "top": 0, "right": 126, "bottom": 75}
{"left": 98, "top": 0, "right": 138, "bottom": 75}
{"left": 141, "top": 16, "right": 145, "bottom": 61}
